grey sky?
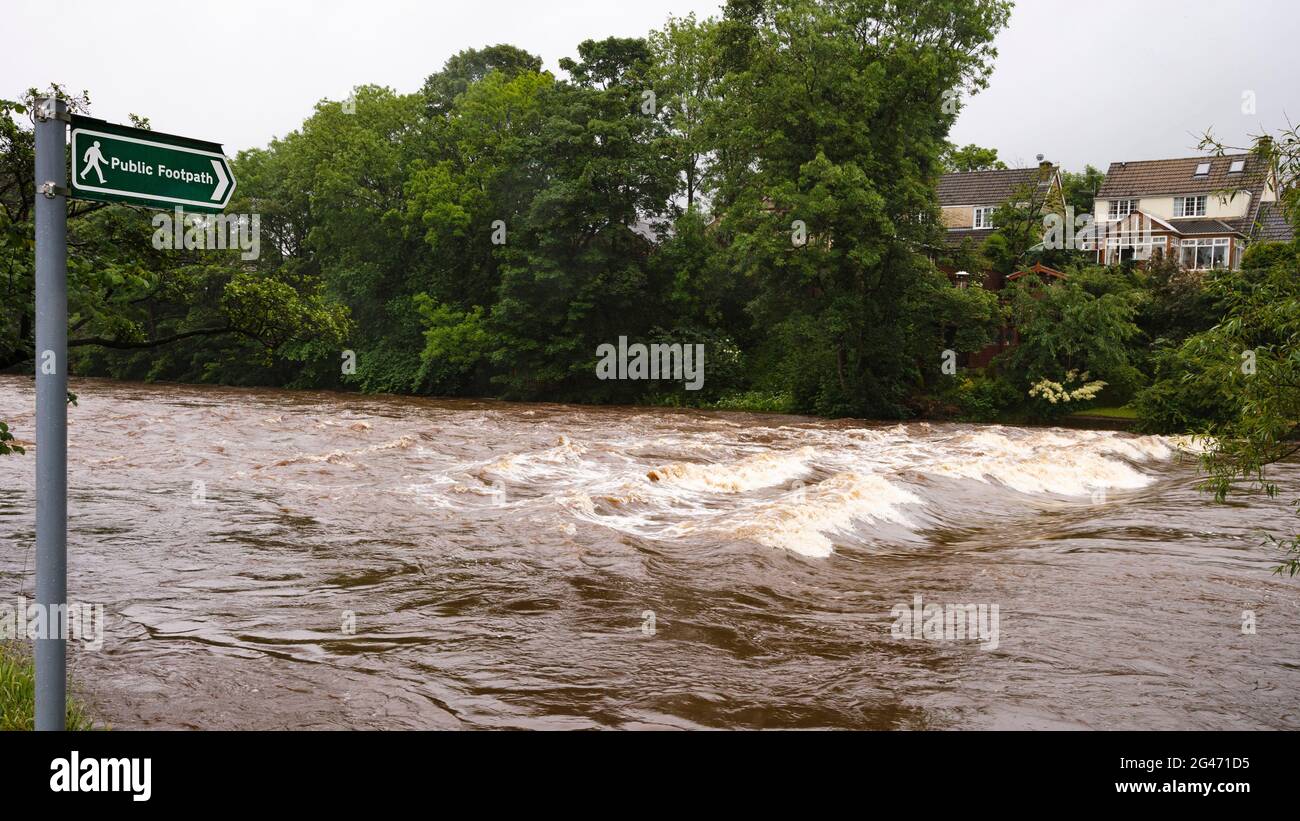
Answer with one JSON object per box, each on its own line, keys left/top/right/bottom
{"left": 5, "top": 0, "right": 1297, "bottom": 172}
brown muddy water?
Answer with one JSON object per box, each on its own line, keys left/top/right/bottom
{"left": 0, "top": 375, "right": 1297, "bottom": 729}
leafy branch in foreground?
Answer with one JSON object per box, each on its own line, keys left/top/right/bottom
{"left": 0, "top": 420, "right": 22, "bottom": 455}
{"left": 1187, "top": 126, "right": 1300, "bottom": 575}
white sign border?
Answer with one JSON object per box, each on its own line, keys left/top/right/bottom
{"left": 70, "top": 127, "right": 236, "bottom": 210}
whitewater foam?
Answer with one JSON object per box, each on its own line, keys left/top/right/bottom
{"left": 645, "top": 447, "right": 815, "bottom": 493}
{"left": 725, "top": 473, "right": 921, "bottom": 557}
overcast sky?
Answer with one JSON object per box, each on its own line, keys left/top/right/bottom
{"left": 4, "top": 0, "right": 1297, "bottom": 172}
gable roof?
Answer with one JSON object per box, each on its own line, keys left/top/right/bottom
{"left": 1097, "top": 153, "right": 1268, "bottom": 199}
{"left": 1007, "top": 262, "right": 1067, "bottom": 282}
{"left": 937, "top": 166, "right": 1057, "bottom": 207}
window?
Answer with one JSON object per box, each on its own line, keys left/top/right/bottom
{"left": 1102, "top": 231, "right": 1163, "bottom": 265}
{"left": 1179, "top": 237, "right": 1230, "bottom": 270}
{"left": 1228, "top": 159, "right": 1245, "bottom": 173}
{"left": 973, "top": 206, "right": 995, "bottom": 229}
{"left": 1174, "top": 195, "right": 1207, "bottom": 217}
{"left": 1193, "top": 162, "right": 1211, "bottom": 177}
{"left": 1108, "top": 199, "right": 1138, "bottom": 220}
{"left": 1135, "top": 236, "right": 1166, "bottom": 261}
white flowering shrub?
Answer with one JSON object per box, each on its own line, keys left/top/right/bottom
{"left": 1027, "top": 370, "right": 1107, "bottom": 415}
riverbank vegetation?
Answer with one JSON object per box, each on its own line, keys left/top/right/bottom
{"left": 0, "top": 642, "right": 96, "bottom": 730}
{"left": 0, "top": 0, "right": 1297, "bottom": 566}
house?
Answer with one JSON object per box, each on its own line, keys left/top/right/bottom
{"left": 936, "top": 158, "right": 1066, "bottom": 250}
{"left": 1090, "top": 152, "right": 1292, "bottom": 269}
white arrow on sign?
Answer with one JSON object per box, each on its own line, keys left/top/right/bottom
{"left": 211, "top": 159, "right": 229, "bottom": 202}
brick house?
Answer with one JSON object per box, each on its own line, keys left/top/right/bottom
{"left": 936, "top": 158, "right": 1066, "bottom": 252}
{"left": 1089, "top": 153, "right": 1292, "bottom": 269}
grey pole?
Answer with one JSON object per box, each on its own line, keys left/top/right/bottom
{"left": 33, "top": 95, "right": 68, "bottom": 731}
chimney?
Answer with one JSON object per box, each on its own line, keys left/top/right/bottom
{"left": 1037, "top": 154, "right": 1052, "bottom": 180}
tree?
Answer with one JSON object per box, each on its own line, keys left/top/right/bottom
{"left": 997, "top": 277, "right": 1143, "bottom": 419}
{"left": 489, "top": 38, "right": 677, "bottom": 400}
{"left": 421, "top": 44, "right": 544, "bottom": 119}
{"left": 647, "top": 13, "right": 723, "bottom": 210}
{"left": 1, "top": 85, "right": 351, "bottom": 390}
{"left": 1060, "top": 164, "right": 1105, "bottom": 216}
{"left": 941, "top": 142, "right": 1006, "bottom": 173}
{"left": 1181, "top": 124, "right": 1300, "bottom": 574}
{"left": 707, "top": 0, "right": 1012, "bottom": 417}
{"left": 983, "top": 171, "right": 1064, "bottom": 273}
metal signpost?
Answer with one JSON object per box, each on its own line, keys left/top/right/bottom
{"left": 31, "top": 98, "right": 234, "bottom": 729}
{"left": 33, "top": 97, "right": 69, "bottom": 733}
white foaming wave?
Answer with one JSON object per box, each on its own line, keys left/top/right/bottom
{"left": 474, "top": 435, "right": 592, "bottom": 482}
{"left": 554, "top": 486, "right": 698, "bottom": 541}
{"left": 723, "top": 473, "right": 921, "bottom": 558}
{"left": 645, "top": 447, "right": 815, "bottom": 493}
{"left": 1088, "top": 434, "right": 1174, "bottom": 461}
{"left": 548, "top": 425, "right": 1187, "bottom": 557}
{"left": 927, "top": 449, "right": 1151, "bottom": 496}
{"left": 923, "top": 428, "right": 1170, "bottom": 496}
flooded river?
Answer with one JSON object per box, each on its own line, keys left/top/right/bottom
{"left": 0, "top": 375, "right": 1297, "bottom": 729}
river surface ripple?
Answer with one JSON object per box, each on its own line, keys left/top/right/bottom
{"left": 0, "top": 375, "right": 1297, "bottom": 729}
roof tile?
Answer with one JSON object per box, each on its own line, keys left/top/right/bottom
{"left": 938, "top": 166, "right": 1056, "bottom": 207}
{"left": 1097, "top": 154, "right": 1267, "bottom": 198}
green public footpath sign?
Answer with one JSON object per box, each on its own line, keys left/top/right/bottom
{"left": 69, "top": 115, "right": 235, "bottom": 213}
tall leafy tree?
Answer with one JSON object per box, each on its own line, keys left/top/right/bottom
{"left": 941, "top": 142, "right": 1007, "bottom": 173}
{"left": 647, "top": 14, "right": 723, "bottom": 210}
{"left": 421, "top": 45, "right": 544, "bottom": 119}
{"left": 489, "top": 38, "right": 677, "bottom": 399}
{"left": 707, "top": 0, "right": 1012, "bottom": 416}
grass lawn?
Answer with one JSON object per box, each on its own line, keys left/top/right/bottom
{"left": 0, "top": 641, "right": 97, "bottom": 730}
{"left": 1068, "top": 405, "right": 1139, "bottom": 420}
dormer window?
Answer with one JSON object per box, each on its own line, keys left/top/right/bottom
{"left": 973, "top": 206, "right": 995, "bottom": 229}
{"left": 1193, "top": 162, "right": 1211, "bottom": 177}
{"left": 1228, "top": 159, "right": 1245, "bottom": 173}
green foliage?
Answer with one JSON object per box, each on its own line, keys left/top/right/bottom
{"left": 942, "top": 143, "right": 1007, "bottom": 173}
{"left": 421, "top": 44, "right": 543, "bottom": 118}
{"left": 1060, "top": 165, "right": 1105, "bottom": 215}
{"left": 1187, "top": 252, "right": 1300, "bottom": 572}
{"left": 701, "top": 389, "right": 794, "bottom": 413}
{"left": 984, "top": 175, "right": 1064, "bottom": 274}
{"left": 1131, "top": 341, "right": 1240, "bottom": 433}
{"left": 1180, "top": 125, "right": 1300, "bottom": 574}
{"left": 709, "top": 0, "right": 1011, "bottom": 417}
{"left": 951, "top": 374, "right": 1017, "bottom": 422}
{"left": 0, "top": 420, "right": 23, "bottom": 455}
{"left": 997, "top": 278, "right": 1143, "bottom": 419}
{"left": 413, "top": 297, "right": 493, "bottom": 394}
{"left": 2, "top": 5, "right": 1015, "bottom": 419}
